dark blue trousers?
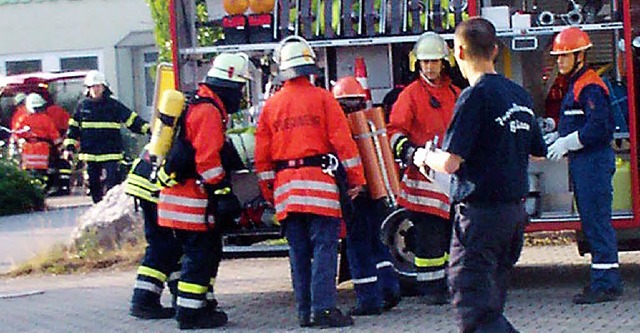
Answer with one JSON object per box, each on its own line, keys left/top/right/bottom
{"left": 449, "top": 202, "right": 527, "bottom": 333}
{"left": 569, "top": 148, "right": 621, "bottom": 292}
{"left": 284, "top": 213, "right": 340, "bottom": 319}
{"left": 346, "top": 196, "right": 400, "bottom": 309}
{"left": 86, "top": 160, "right": 120, "bottom": 203}
{"left": 411, "top": 211, "right": 451, "bottom": 295}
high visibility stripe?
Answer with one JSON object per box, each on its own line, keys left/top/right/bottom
{"left": 389, "top": 132, "right": 405, "bottom": 149}
{"left": 564, "top": 109, "right": 585, "bottom": 116}
{"left": 275, "top": 195, "right": 341, "bottom": 212}
{"left": 80, "top": 121, "right": 121, "bottom": 129}
{"left": 134, "top": 280, "right": 163, "bottom": 295}
{"left": 415, "top": 255, "right": 447, "bottom": 268}
{"left": 63, "top": 138, "right": 77, "bottom": 146}
{"left": 141, "top": 123, "right": 150, "bottom": 133}
{"left": 377, "top": 261, "right": 393, "bottom": 269}
{"left": 400, "top": 190, "right": 450, "bottom": 212}
{"left": 416, "top": 269, "right": 446, "bottom": 282}
{"left": 168, "top": 271, "right": 181, "bottom": 281}
{"left": 22, "top": 154, "right": 48, "bottom": 161}
{"left": 257, "top": 171, "right": 275, "bottom": 181}
{"left": 352, "top": 276, "right": 378, "bottom": 284}
{"left": 125, "top": 113, "right": 137, "bottom": 127}
{"left": 159, "top": 194, "right": 208, "bottom": 208}
{"left": 137, "top": 266, "right": 167, "bottom": 282}
{"left": 206, "top": 291, "right": 215, "bottom": 301}
{"left": 59, "top": 169, "right": 72, "bottom": 174}
{"left": 157, "top": 168, "right": 178, "bottom": 187}
{"left": 210, "top": 277, "right": 216, "bottom": 286}
{"left": 127, "top": 174, "right": 159, "bottom": 192}
{"left": 78, "top": 153, "right": 123, "bottom": 162}
{"left": 403, "top": 178, "right": 446, "bottom": 192}
{"left": 158, "top": 209, "right": 207, "bottom": 224}
{"left": 177, "top": 297, "right": 205, "bottom": 309}
{"left": 342, "top": 157, "right": 362, "bottom": 168}
{"left": 68, "top": 119, "right": 79, "bottom": 127}
{"left": 274, "top": 180, "right": 338, "bottom": 197}
{"left": 178, "top": 281, "right": 208, "bottom": 294}
{"left": 201, "top": 166, "right": 224, "bottom": 182}
{"left": 592, "top": 263, "right": 619, "bottom": 269}
{"left": 126, "top": 186, "right": 158, "bottom": 203}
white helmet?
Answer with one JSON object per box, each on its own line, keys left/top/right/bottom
{"left": 84, "top": 70, "right": 107, "bottom": 87}
{"left": 205, "top": 52, "right": 251, "bottom": 89}
{"left": 273, "top": 36, "right": 318, "bottom": 81}
{"left": 14, "top": 92, "right": 27, "bottom": 105}
{"left": 26, "top": 93, "right": 47, "bottom": 113}
{"left": 413, "top": 32, "right": 449, "bottom": 61}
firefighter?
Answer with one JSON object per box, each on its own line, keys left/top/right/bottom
{"left": 155, "top": 52, "right": 248, "bottom": 330}
{"left": 388, "top": 31, "right": 460, "bottom": 305}
{"left": 10, "top": 93, "right": 28, "bottom": 132}
{"left": 15, "top": 93, "right": 60, "bottom": 182}
{"left": 127, "top": 145, "right": 182, "bottom": 319}
{"left": 331, "top": 76, "right": 402, "bottom": 316}
{"left": 254, "top": 36, "right": 365, "bottom": 328}
{"left": 415, "top": 18, "right": 547, "bottom": 332}
{"left": 63, "top": 70, "right": 150, "bottom": 203}
{"left": 546, "top": 27, "right": 623, "bottom": 304}
{"left": 44, "top": 101, "right": 70, "bottom": 137}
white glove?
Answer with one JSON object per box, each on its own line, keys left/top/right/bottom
{"left": 547, "top": 131, "right": 583, "bottom": 161}
{"left": 543, "top": 131, "right": 559, "bottom": 145}
{"left": 413, "top": 147, "right": 428, "bottom": 168}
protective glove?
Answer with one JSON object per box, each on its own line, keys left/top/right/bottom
{"left": 543, "top": 131, "right": 559, "bottom": 145}
{"left": 547, "top": 131, "right": 583, "bottom": 161}
{"left": 412, "top": 147, "right": 428, "bottom": 168}
{"left": 205, "top": 181, "right": 242, "bottom": 227}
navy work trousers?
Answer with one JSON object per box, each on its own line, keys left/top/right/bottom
{"left": 86, "top": 160, "right": 120, "bottom": 203}
{"left": 411, "top": 211, "right": 451, "bottom": 295}
{"left": 569, "top": 148, "right": 621, "bottom": 291}
{"left": 449, "top": 201, "right": 527, "bottom": 333}
{"left": 284, "top": 213, "right": 340, "bottom": 319}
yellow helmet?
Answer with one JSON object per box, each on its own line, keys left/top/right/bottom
{"left": 26, "top": 93, "right": 47, "bottom": 113}
{"left": 413, "top": 32, "right": 449, "bottom": 61}
{"left": 205, "top": 52, "right": 251, "bottom": 88}
{"left": 273, "top": 36, "right": 318, "bottom": 81}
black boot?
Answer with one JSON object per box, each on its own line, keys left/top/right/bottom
{"left": 382, "top": 293, "right": 402, "bottom": 311}
{"left": 313, "top": 308, "right": 354, "bottom": 328}
{"left": 130, "top": 302, "right": 175, "bottom": 319}
{"left": 422, "top": 291, "right": 450, "bottom": 306}
{"left": 177, "top": 307, "right": 228, "bottom": 330}
{"left": 349, "top": 303, "right": 382, "bottom": 316}
{"left": 573, "top": 288, "right": 620, "bottom": 304}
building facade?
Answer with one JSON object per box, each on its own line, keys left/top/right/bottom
{"left": 0, "top": 0, "right": 157, "bottom": 121}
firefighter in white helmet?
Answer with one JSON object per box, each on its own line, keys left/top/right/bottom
{"left": 154, "top": 52, "right": 250, "bottom": 330}
{"left": 255, "top": 36, "right": 365, "bottom": 328}
{"left": 64, "top": 70, "right": 150, "bottom": 203}
{"left": 388, "top": 31, "right": 460, "bottom": 305}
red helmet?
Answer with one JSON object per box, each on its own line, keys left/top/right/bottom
{"left": 331, "top": 76, "right": 367, "bottom": 99}
{"left": 550, "top": 27, "right": 592, "bottom": 55}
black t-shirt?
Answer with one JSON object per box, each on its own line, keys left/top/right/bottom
{"left": 443, "top": 74, "right": 547, "bottom": 204}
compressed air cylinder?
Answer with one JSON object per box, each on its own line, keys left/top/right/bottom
{"left": 347, "top": 108, "right": 400, "bottom": 200}
{"left": 148, "top": 89, "right": 186, "bottom": 160}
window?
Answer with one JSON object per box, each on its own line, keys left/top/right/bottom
{"left": 60, "top": 56, "right": 98, "bottom": 71}
{"left": 144, "top": 52, "right": 159, "bottom": 107}
{"left": 6, "top": 60, "right": 42, "bottom": 75}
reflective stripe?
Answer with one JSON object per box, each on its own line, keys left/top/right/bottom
{"left": 78, "top": 153, "right": 123, "bottom": 162}
{"left": 134, "top": 280, "right": 163, "bottom": 295}
{"left": 342, "top": 157, "right": 362, "bottom": 168}
{"left": 159, "top": 194, "right": 208, "bottom": 208}
{"left": 275, "top": 195, "right": 341, "bottom": 212}
{"left": 127, "top": 174, "right": 159, "bottom": 192}
{"left": 416, "top": 269, "right": 446, "bottom": 282}
{"left": 63, "top": 138, "right": 77, "bottom": 146}
{"left": 178, "top": 281, "right": 208, "bottom": 294}
{"left": 206, "top": 291, "right": 215, "bottom": 301}
{"left": 59, "top": 169, "right": 72, "bottom": 175}
{"left": 415, "top": 255, "right": 447, "bottom": 268}
{"left": 125, "top": 113, "right": 137, "bottom": 127}
{"left": 564, "top": 109, "right": 585, "bottom": 116}
{"left": 210, "top": 277, "right": 216, "bottom": 286}
{"left": 201, "top": 166, "right": 224, "bottom": 181}
{"left": 80, "top": 121, "right": 121, "bottom": 129}
{"left": 400, "top": 190, "right": 450, "bottom": 211}
{"left": 389, "top": 132, "right": 405, "bottom": 150}
{"left": 68, "top": 119, "right": 79, "bottom": 127}
{"left": 176, "top": 297, "right": 205, "bottom": 309}
{"left": 257, "top": 171, "right": 275, "bottom": 181}
{"left": 126, "top": 186, "right": 158, "bottom": 203}
{"left": 158, "top": 210, "right": 206, "bottom": 224}
{"left": 168, "top": 271, "right": 181, "bottom": 282}
{"left": 404, "top": 178, "right": 441, "bottom": 191}
{"left": 592, "top": 263, "right": 619, "bottom": 270}
{"left": 137, "top": 266, "right": 167, "bottom": 282}
{"left": 377, "top": 261, "right": 393, "bottom": 269}
{"left": 141, "top": 123, "right": 150, "bottom": 134}
{"left": 352, "top": 276, "right": 378, "bottom": 284}
{"left": 274, "top": 180, "right": 338, "bottom": 198}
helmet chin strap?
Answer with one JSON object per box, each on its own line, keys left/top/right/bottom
{"left": 568, "top": 52, "right": 584, "bottom": 76}
{"left": 420, "top": 71, "right": 439, "bottom": 87}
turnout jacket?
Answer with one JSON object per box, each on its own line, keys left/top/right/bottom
{"left": 64, "top": 91, "right": 149, "bottom": 162}
{"left": 255, "top": 77, "right": 366, "bottom": 222}
{"left": 16, "top": 112, "right": 60, "bottom": 170}
{"left": 388, "top": 76, "right": 459, "bottom": 218}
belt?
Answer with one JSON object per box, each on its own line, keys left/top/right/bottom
{"left": 274, "top": 154, "right": 339, "bottom": 174}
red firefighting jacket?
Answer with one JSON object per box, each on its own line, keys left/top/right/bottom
{"left": 157, "top": 85, "right": 228, "bottom": 231}
{"left": 45, "top": 104, "right": 70, "bottom": 136}
{"left": 11, "top": 105, "right": 28, "bottom": 132}
{"left": 255, "top": 77, "right": 366, "bottom": 222}
{"left": 388, "top": 75, "right": 459, "bottom": 218}
{"left": 16, "top": 112, "right": 60, "bottom": 170}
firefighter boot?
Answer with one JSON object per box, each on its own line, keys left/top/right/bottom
{"left": 382, "top": 292, "right": 402, "bottom": 311}
{"left": 573, "top": 288, "right": 620, "bottom": 304}
{"left": 313, "top": 308, "right": 354, "bottom": 328}
{"left": 129, "top": 290, "right": 175, "bottom": 319}
{"left": 177, "top": 307, "right": 228, "bottom": 330}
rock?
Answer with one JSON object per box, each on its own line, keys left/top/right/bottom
{"left": 72, "top": 184, "right": 143, "bottom": 251}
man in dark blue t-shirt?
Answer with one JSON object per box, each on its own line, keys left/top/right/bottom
{"left": 414, "top": 18, "right": 546, "bottom": 332}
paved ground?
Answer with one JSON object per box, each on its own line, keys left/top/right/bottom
{"left": 0, "top": 245, "right": 639, "bottom": 333}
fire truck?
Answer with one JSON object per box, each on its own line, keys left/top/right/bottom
{"left": 167, "top": 0, "right": 640, "bottom": 291}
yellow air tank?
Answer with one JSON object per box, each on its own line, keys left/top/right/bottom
{"left": 148, "top": 89, "right": 186, "bottom": 162}
{"left": 249, "top": 0, "right": 275, "bottom": 14}
{"left": 224, "top": 0, "right": 249, "bottom": 15}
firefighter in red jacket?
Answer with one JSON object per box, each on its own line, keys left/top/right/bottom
{"left": 45, "top": 102, "right": 70, "bottom": 137}
{"left": 388, "top": 32, "right": 460, "bottom": 305}
{"left": 11, "top": 93, "right": 28, "bottom": 133}
{"left": 155, "top": 53, "right": 249, "bottom": 330}
{"left": 255, "top": 36, "right": 365, "bottom": 328}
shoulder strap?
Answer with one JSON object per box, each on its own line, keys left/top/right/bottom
{"left": 175, "top": 94, "right": 225, "bottom": 140}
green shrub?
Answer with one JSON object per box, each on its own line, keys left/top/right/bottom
{"left": 0, "top": 160, "right": 45, "bottom": 216}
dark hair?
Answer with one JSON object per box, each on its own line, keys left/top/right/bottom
{"left": 454, "top": 17, "right": 498, "bottom": 61}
